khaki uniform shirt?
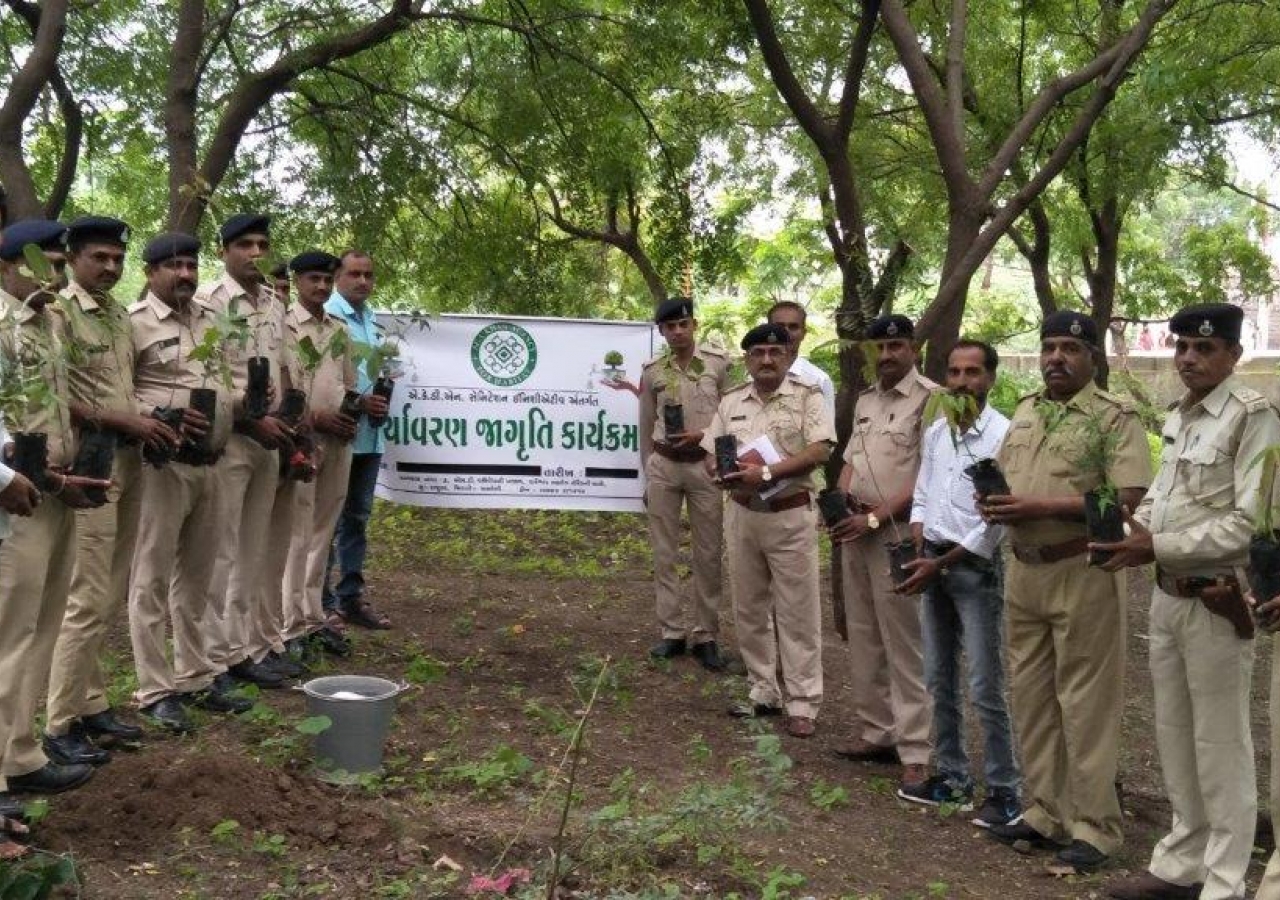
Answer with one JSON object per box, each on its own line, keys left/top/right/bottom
{"left": 0, "top": 289, "right": 75, "bottom": 467}
{"left": 194, "top": 272, "right": 285, "bottom": 419}
{"left": 639, "top": 344, "right": 731, "bottom": 460}
{"left": 997, "top": 381, "right": 1152, "bottom": 547}
{"left": 60, "top": 279, "right": 135, "bottom": 418}
{"left": 284, "top": 304, "right": 355, "bottom": 416}
{"left": 1135, "top": 376, "right": 1280, "bottom": 575}
{"left": 842, "top": 367, "right": 938, "bottom": 508}
{"left": 700, "top": 373, "right": 835, "bottom": 494}
{"left": 129, "top": 292, "right": 233, "bottom": 453}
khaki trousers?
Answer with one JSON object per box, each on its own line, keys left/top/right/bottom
{"left": 283, "top": 436, "right": 352, "bottom": 641}
{"left": 1006, "top": 553, "right": 1125, "bottom": 854}
{"left": 726, "top": 501, "right": 821, "bottom": 719}
{"left": 202, "top": 435, "right": 279, "bottom": 674}
{"left": 841, "top": 534, "right": 932, "bottom": 764}
{"left": 0, "top": 498, "right": 76, "bottom": 780}
{"left": 1257, "top": 642, "right": 1280, "bottom": 900}
{"left": 46, "top": 448, "right": 142, "bottom": 735}
{"left": 646, "top": 453, "right": 722, "bottom": 642}
{"left": 1146, "top": 588, "right": 1255, "bottom": 900}
{"left": 130, "top": 462, "right": 222, "bottom": 706}
{"left": 247, "top": 473, "right": 297, "bottom": 662}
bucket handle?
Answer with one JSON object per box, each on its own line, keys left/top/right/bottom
{"left": 294, "top": 680, "right": 416, "bottom": 700}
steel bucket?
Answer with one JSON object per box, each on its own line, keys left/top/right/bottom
{"left": 301, "top": 675, "right": 407, "bottom": 784}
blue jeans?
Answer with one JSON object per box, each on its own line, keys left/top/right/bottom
{"left": 920, "top": 544, "right": 1020, "bottom": 793}
{"left": 322, "top": 452, "right": 381, "bottom": 613}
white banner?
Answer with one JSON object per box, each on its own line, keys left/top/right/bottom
{"left": 374, "top": 313, "right": 655, "bottom": 512}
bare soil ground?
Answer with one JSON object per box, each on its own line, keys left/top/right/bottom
{"left": 17, "top": 507, "right": 1277, "bottom": 899}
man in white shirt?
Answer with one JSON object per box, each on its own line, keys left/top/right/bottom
{"left": 767, "top": 301, "right": 834, "bottom": 415}
{"left": 895, "top": 339, "right": 1020, "bottom": 828}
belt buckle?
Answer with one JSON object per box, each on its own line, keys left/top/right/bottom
{"left": 1016, "top": 544, "right": 1045, "bottom": 565}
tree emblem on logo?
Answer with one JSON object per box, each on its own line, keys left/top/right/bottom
{"left": 471, "top": 322, "right": 538, "bottom": 387}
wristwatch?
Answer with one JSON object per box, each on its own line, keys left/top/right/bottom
{"left": 867, "top": 513, "right": 881, "bottom": 530}
{"left": 761, "top": 465, "right": 773, "bottom": 483}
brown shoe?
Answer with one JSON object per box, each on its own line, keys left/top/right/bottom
{"left": 1105, "top": 873, "right": 1201, "bottom": 900}
{"left": 834, "top": 739, "right": 898, "bottom": 763}
{"left": 900, "top": 763, "right": 928, "bottom": 791}
{"left": 784, "top": 716, "right": 815, "bottom": 738}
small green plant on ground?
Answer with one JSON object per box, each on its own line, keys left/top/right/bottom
{"left": 809, "top": 778, "right": 851, "bottom": 811}
{"left": 404, "top": 653, "right": 448, "bottom": 685}
{"left": 442, "top": 744, "right": 534, "bottom": 796}
{"left": 0, "top": 853, "right": 78, "bottom": 900}
{"left": 251, "top": 831, "right": 288, "bottom": 857}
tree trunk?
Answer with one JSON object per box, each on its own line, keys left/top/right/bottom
{"left": 1088, "top": 201, "right": 1122, "bottom": 388}
{"left": 0, "top": 0, "right": 70, "bottom": 223}
{"left": 166, "top": 0, "right": 205, "bottom": 231}
{"left": 922, "top": 205, "right": 983, "bottom": 382}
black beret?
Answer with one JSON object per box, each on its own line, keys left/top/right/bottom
{"left": 288, "top": 250, "right": 340, "bottom": 276}
{"left": 1041, "top": 310, "right": 1098, "bottom": 346}
{"left": 867, "top": 314, "right": 914, "bottom": 340}
{"left": 142, "top": 232, "right": 201, "bottom": 265}
{"left": 740, "top": 323, "right": 791, "bottom": 350}
{"left": 0, "top": 219, "right": 67, "bottom": 262}
{"left": 655, "top": 297, "right": 694, "bottom": 324}
{"left": 66, "top": 215, "right": 129, "bottom": 248}
{"left": 219, "top": 213, "right": 270, "bottom": 246}
{"left": 1169, "top": 303, "right": 1243, "bottom": 344}
{"left": 269, "top": 262, "right": 289, "bottom": 280}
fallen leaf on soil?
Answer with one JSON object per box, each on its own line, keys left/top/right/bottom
{"left": 433, "top": 854, "right": 463, "bottom": 871}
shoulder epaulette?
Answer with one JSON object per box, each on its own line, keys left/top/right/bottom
{"left": 699, "top": 344, "right": 728, "bottom": 358}
{"left": 1229, "top": 384, "right": 1272, "bottom": 413}
{"left": 787, "top": 372, "right": 821, "bottom": 391}
{"left": 723, "top": 381, "right": 750, "bottom": 395}
{"left": 1095, "top": 388, "right": 1137, "bottom": 414}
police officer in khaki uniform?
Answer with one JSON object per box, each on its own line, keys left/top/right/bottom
{"left": 701, "top": 323, "right": 834, "bottom": 739}
{"left": 829, "top": 314, "right": 938, "bottom": 792}
{"left": 279, "top": 251, "right": 356, "bottom": 659}
{"left": 982, "top": 310, "right": 1151, "bottom": 873}
{"left": 640, "top": 297, "right": 731, "bottom": 669}
{"left": 128, "top": 233, "right": 245, "bottom": 734}
{"left": 1096, "top": 304, "right": 1279, "bottom": 900}
{"left": 0, "top": 220, "right": 104, "bottom": 797}
{"left": 195, "top": 213, "right": 297, "bottom": 691}
{"left": 45, "top": 217, "right": 177, "bottom": 766}
{"left": 1257, "top": 589, "right": 1280, "bottom": 900}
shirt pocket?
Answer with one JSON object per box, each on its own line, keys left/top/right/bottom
{"left": 1178, "top": 442, "right": 1234, "bottom": 508}
{"left": 689, "top": 376, "right": 721, "bottom": 418}
{"left": 765, "top": 397, "right": 806, "bottom": 455}
{"left": 996, "top": 421, "right": 1036, "bottom": 474}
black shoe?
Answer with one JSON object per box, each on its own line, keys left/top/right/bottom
{"left": 228, "top": 659, "right": 286, "bottom": 689}
{"left": 263, "top": 650, "right": 306, "bottom": 679}
{"left": 0, "top": 794, "right": 26, "bottom": 822}
{"left": 181, "top": 688, "right": 253, "bottom": 715}
{"left": 42, "top": 733, "right": 111, "bottom": 767}
{"left": 726, "top": 701, "right": 783, "bottom": 719}
{"left": 988, "top": 816, "right": 1061, "bottom": 852}
{"left": 897, "top": 774, "right": 974, "bottom": 810}
{"left": 212, "top": 672, "right": 241, "bottom": 696}
{"left": 972, "top": 788, "right": 1021, "bottom": 829}
{"left": 76, "top": 709, "right": 143, "bottom": 742}
{"left": 141, "top": 696, "right": 194, "bottom": 734}
{"left": 6, "top": 762, "right": 94, "bottom": 795}
{"left": 690, "top": 641, "right": 726, "bottom": 672}
{"left": 1056, "top": 840, "right": 1108, "bottom": 873}
{"left": 311, "top": 626, "right": 351, "bottom": 658}
{"left": 649, "top": 638, "right": 687, "bottom": 659}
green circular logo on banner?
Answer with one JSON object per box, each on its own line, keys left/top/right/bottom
{"left": 471, "top": 322, "right": 538, "bottom": 386}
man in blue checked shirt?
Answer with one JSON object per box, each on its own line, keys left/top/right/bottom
{"left": 894, "top": 338, "right": 1020, "bottom": 828}
{"left": 323, "top": 250, "right": 392, "bottom": 632}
